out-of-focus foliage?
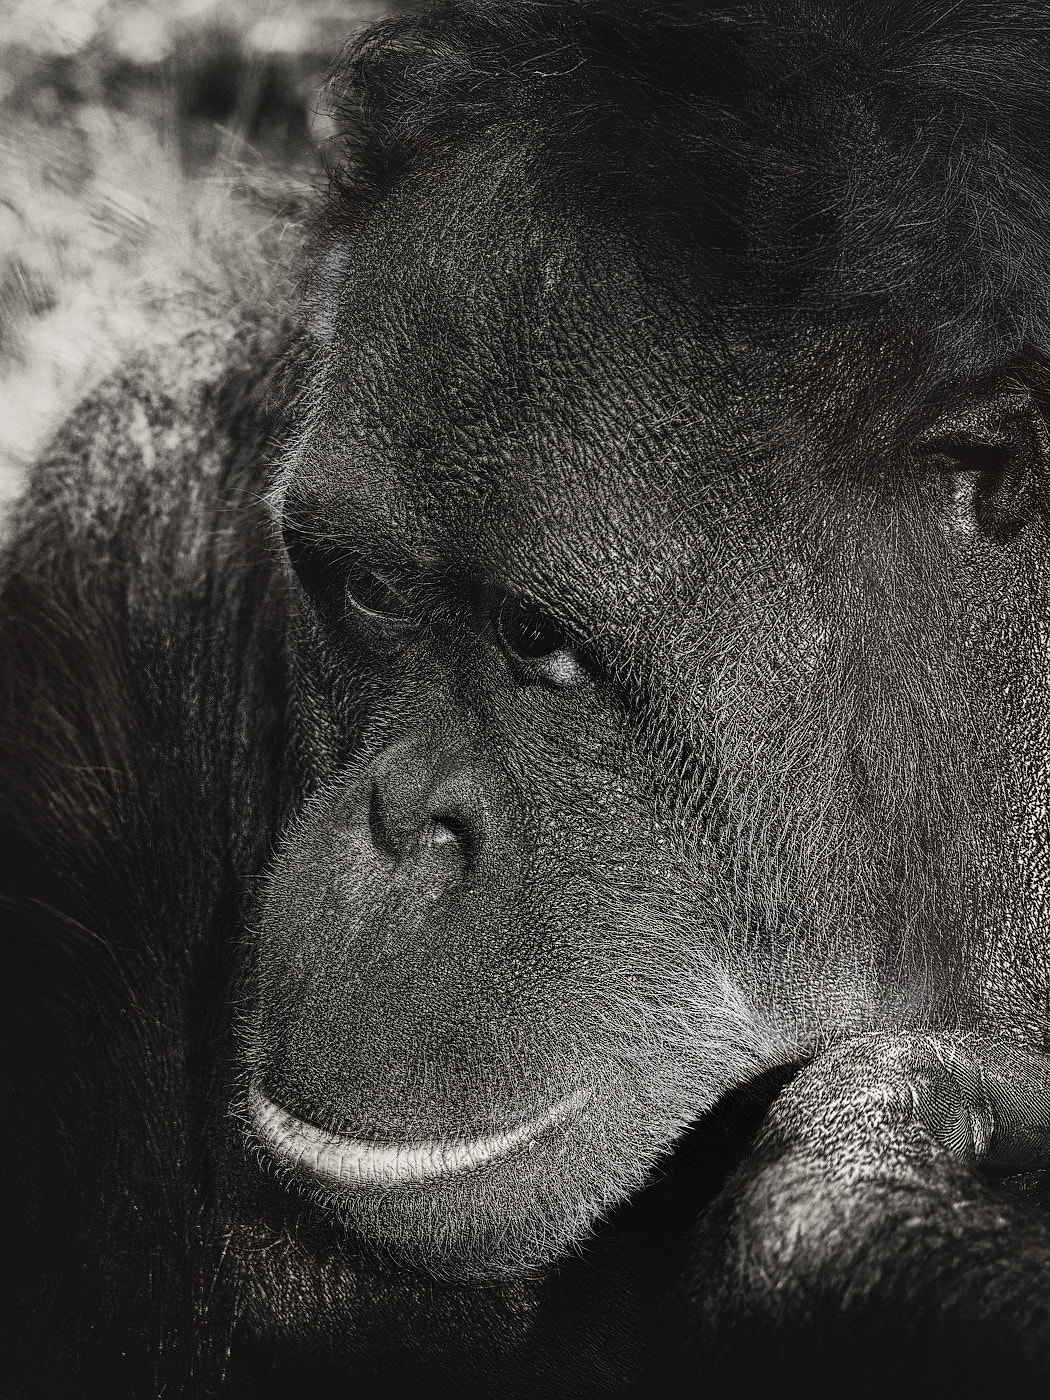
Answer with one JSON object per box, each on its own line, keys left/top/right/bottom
{"left": 0, "top": 0, "right": 405, "bottom": 500}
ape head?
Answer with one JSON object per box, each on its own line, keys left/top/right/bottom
{"left": 244, "top": 0, "right": 1050, "bottom": 1278}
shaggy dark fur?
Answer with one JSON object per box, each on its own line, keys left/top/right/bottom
{"left": 324, "top": 0, "right": 1050, "bottom": 352}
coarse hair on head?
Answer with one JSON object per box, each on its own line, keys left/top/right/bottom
{"left": 318, "top": 0, "right": 1050, "bottom": 361}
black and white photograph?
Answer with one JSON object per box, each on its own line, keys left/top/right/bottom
{"left": 3, "top": 1, "right": 1050, "bottom": 1395}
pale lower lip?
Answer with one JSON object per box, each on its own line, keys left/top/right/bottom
{"left": 248, "top": 1083, "right": 589, "bottom": 1188}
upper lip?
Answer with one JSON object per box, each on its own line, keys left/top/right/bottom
{"left": 248, "top": 1082, "right": 591, "bottom": 1189}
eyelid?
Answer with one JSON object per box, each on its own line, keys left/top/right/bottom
{"left": 344, "top": 561, "right": 413, "bottom": 624}
{"left": 495, "top": 594, "right": 567, "bottom": 658}
{"left": 490, "top": 590, "right": 591, "bottom": 687}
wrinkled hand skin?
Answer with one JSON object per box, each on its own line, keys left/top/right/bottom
{"left": 666, "top": 1034, "right": 1050, "bottom": 1399}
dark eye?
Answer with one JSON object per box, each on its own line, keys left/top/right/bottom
{"left": 495, "top": 596, "right": 588, "bottom": 686}
{"left": 496, "top": 597, "right": 566, "bottom": 657}
{"left": 282, "top": 525, "right": 410, "bottom": 625}
{"left": 346, "top": 563, "right": 410, "bottom": 623}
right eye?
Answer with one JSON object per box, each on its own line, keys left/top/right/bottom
{"left": 345, "top": 562, "right": 411, "bottom": 624}
{"left": 282, "top": 525, "right": 410, "bottom": 627}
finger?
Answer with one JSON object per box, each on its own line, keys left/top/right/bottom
{"left": 967, "top": 1042, "right": 1050, "bottom": 1170}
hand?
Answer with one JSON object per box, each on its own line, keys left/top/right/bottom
{"left": 664, "top": 1033, "right": 1050, "bottom": 1399}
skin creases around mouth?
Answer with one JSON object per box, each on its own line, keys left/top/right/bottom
{"left": 248, "top": 1082, "right": 592, "bottom": 1188}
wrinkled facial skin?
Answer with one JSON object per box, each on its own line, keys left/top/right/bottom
{"left": 247, "top": 153, "right": 1050, "bottom": 1281}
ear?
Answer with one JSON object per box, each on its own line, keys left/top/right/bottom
{"left": 916, "top": 382, "right": 1050, "bottom": 544}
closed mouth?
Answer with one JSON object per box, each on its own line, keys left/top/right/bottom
{"left": 248, "top": 1082, "right": 590, "bottom": 1189}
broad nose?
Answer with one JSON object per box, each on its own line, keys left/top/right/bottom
{"left": 368, "top": 741, "right": 489, "bottom": 868}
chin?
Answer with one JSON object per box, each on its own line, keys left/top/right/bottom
{"left": 241, "top": 1072, "right": 694, "bottom": 1279}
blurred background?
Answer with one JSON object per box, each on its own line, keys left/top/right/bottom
{"left": 0, "top": 0, "right": 412, "bottom": 505}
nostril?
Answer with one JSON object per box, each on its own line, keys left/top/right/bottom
{"left": 427, "top": 810, "right": 478, "bottom": 866}
{"left": 429, "top": 820, "right": 459, "bottom": 848}
{"left": 369, "top": 782, "right": 476, "bottom": 868}
{"left": 367, "top": 748, "right": 487, "bottom": 871}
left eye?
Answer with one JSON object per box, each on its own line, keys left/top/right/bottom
{"left": 495, "top": 596, "right": 589, "bottom": 686}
